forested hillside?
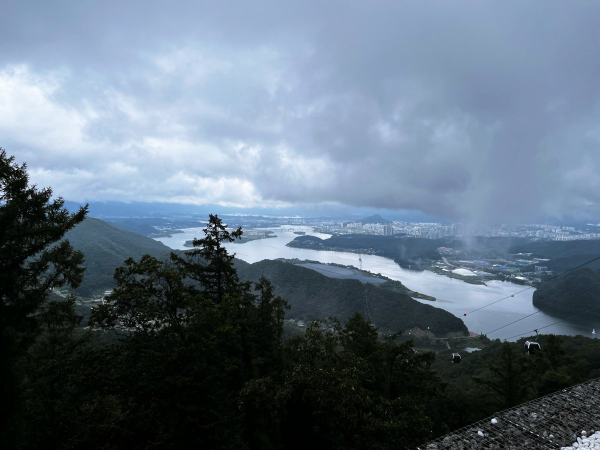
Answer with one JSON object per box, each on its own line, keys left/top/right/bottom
{"left": 236, "top": 259, "right": 468, "bottom": 336}
{"left": 511, "top": 239, "right": 600, "bottom": 259}
{"left": 65, "top": 218, "right": 173, "bottom": 296}
{"left": 532, "top": 267, "right": 600, "bottom": 318}
{"left": 288, "top": 234, "right": 444, "bottom": 268}
{"left": 288, "top": 234, "right": 535, "bottom": 268}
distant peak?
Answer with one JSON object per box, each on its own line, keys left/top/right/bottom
{"left": 358, "top": 214, "right": 391, "bottom": 224}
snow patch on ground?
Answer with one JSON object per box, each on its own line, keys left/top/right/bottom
{"left": 561, "top": 430, "right": 600, "bottom": 449}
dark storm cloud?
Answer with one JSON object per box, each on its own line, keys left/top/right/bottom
{"left": 2, "top": 1, "right": 600, "bottom": 221}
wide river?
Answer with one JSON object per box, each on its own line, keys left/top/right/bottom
{"left": 156, "top": 226, "right": 598, "bottom": 340}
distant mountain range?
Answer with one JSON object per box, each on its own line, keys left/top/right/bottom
{"left": 63, "top": 200, "right": 448, "bottom": 223}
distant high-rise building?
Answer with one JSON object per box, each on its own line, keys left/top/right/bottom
{"left": 346, "top": 222, "right": 363, "bottom": 229}
{"left": 453, "top": 223, "right": 467, "bottom": 236}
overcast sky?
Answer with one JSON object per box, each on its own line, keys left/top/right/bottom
{"left": 2, "top": 1, "right": 600, "bottom": 223}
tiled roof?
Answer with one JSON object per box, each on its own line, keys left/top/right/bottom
{"left": 422, "top": 378, "right": 600, "bottom": 449}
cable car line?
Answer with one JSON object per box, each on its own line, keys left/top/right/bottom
{"left": 502, "top": 302, "right": 600, "bottom": 341}
{"left": 482, "top": 281, "right": 600, "bottom": 337}
{"left": 463, "top": 254, "right": 600, "bottom": 317}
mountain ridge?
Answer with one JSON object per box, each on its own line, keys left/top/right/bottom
{"left": 65, "top": 218, "right": 173, "bottom": 296}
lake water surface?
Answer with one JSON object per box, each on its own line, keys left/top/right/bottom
{"left": 156, "top": 226, "right": 598, "bottom": 340}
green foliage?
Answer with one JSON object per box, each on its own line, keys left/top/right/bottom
{"left": 537, "top": 367, "right": 573, "bottom": 396}
{"left": 473, "top": 342, "right": 533, "bottom": 408}
{"left": 511, "top": 239, "right": 600, "bottom": 259}
{"left": 171, "top": 213, "right": 243, "bottom": 304}
{"left": 0, "top": 150, "right": 87, "bottom": 333}
{"left": 376, "top": 279, "right": 436, "bottom": 301}
{"left": 80, "top": 218, "right": 291, "bottom": 448}
{"left": 245, "top": 315, "right": 442, "bottom": 449}
{"left": 288, "top": 234, "right": 444, "bottom": 269}
{"left": 0, "top": 149, "right": 87, "bottom": 447}
{"left": 533, "top": 267, "right": 600, "bottom": 318}
{"left": 65, "top": 218, "right": 173, "bottom": 296}
{"left": 236, "top": 259, "right": 468, "bottom": 336}
{"left": 89, "top": 255, "right": 189, "bottom": 335}
{"left": 15, "top": 304, "right": 93, "bottom": 449}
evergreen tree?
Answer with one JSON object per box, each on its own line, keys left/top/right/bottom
{"left": 87, "top": 218, "right": 291, "bottom": 449}
{"left": 244, "top": 316, "right": 442, "bottom": 449}
{"left": 0, "top": 149, "right": 87, "bottom": 446}
{"left": 89, "top": 255, "right": 189, "bottom": 336}
{"left": 172, "top": 213, "right": 242, "bottom": 304}
{"left": 474, "top": 341, "right": 533, "bottom": 408}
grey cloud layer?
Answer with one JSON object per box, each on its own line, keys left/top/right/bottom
{"left": 2, "top": 0, "right": 600, "bottom": 221}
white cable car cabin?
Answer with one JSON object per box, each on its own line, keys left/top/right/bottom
{"left": 524, "top": 340, "right": 541, "bottom": 355}
{"left": 451, "top": 353, "right": 462, "bottom": 364}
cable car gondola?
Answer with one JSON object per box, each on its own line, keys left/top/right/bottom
{"left": 524, "top": 340, "right": 541, "bottom": 355}
{"left": 451, "top": 353, "right": 461, "bottom": 364}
